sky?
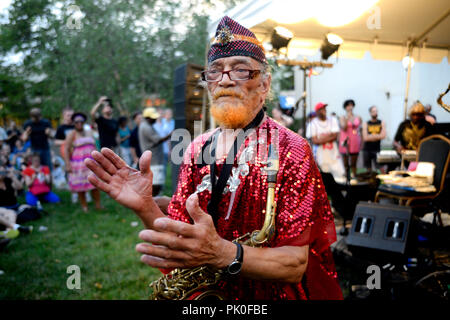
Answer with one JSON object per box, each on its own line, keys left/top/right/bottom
{"left": 0, "top": 0, "right": 12, "bottom": 14}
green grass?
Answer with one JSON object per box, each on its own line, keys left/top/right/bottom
{"left": 0, "top": 165, "right": 174, "bottom": 300}
{"left": 0, "top": 191, "right": 164, "bottom": 299}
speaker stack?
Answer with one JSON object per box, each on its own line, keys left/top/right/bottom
{"left": 346, "top": 202, "right": 413, "bottom": 255}
{"left": 172, "top": 63, "right": 209, "bottom": 192}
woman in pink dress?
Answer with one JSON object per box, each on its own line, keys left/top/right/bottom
{"left": 339, "top": 99, "right": 362, "bottom": 178}
{"left": 64, "top": 113, "right": 101, "bottom": 212}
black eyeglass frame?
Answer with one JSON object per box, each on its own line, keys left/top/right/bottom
{"left": 201, "top": 69, "right": 262, "bottom": 82}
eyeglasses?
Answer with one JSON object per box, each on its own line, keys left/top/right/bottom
{"left": 201, "top": 69, "right": 262, "bottom": 82}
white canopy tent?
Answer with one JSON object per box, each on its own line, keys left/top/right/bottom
{"left": 207, "top": 0, "right": 450, "bottom": 123}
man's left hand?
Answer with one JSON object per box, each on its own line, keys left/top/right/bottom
{"left": 136, "top": 193, "right": 234, "bottom": 269}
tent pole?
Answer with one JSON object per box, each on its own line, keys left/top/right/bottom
{"left": 403, "top": 46, "right": 414, "bottom": 120}
{"left": 413, "top": 8, "right": 450, "bottom": 44}
{"left": 302, "top": 67, "right": 308, "bottom": 137}
{"left": 403, "top": 7, "right": 449, "bottom": 119}
{"left": 203, "top": 36, "right": 214, "bottom": 131}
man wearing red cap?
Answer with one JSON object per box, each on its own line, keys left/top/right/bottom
{"left": 86, "top": 16, "right": 342, "bottom": 300}
{"left": 307, "top": 103, "right": 345, "bottom": 180}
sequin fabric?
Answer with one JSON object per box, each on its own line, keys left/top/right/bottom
{"left": 167, "top": 117, "right": 343, "bottom": 300}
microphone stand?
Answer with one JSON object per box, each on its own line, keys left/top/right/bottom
{"left": 340, "top": 137, "right": 351, "bottom": 236}
{"left": 275, "top": 59, "right": 333, "bottom": 138}
{"left": 343, "top": 137, "right": 351, "bottom": 185}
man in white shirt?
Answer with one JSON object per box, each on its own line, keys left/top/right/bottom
{"left": 306, "top": 102, "right": 345, "bottom": 180}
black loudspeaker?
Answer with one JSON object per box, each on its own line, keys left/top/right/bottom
{"left": 346, "top": 202, "right": 413, "bottom": 254}
{"left": 172, "top": 63, "right": 209, "bottom": 193}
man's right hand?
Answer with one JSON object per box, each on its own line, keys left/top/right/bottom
{"left": 85, "top": 148, "right": 155, "bottom": 215}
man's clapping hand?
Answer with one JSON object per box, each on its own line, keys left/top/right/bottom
{"left": 85, "top": 148, "right": 156, "bottom": 216}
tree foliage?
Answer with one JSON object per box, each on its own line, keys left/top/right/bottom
{"left": 0, "top": 0, "right": 242, "bottom": 119}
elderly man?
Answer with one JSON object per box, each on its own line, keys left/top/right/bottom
{"left": 85, "top": 16, "right": 342, "bottom": 300}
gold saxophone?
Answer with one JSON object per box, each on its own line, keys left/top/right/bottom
{"left": 149, "top": 144, "right": 279, "bottom": 300}
{"left": 437, "top": 83, "right": 450, "bottom": 113}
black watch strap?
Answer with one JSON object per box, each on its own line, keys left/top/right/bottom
{"left": 226, "top": 242, "right": 244, "bottom": 275}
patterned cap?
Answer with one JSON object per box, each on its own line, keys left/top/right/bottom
{"left": 208, "top": 16, "right": 266, "bottom": 64}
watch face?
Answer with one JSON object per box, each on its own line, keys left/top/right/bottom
{"left": 227, "top": 261, "right": 242, "bottom": 275}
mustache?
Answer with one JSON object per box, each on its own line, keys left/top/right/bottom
{"left": 212, "top": 89, "right": 244, "bottom": 100}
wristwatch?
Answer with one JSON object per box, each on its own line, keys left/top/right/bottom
{"left": 226, "top": 242, "right": 244, "bottom": 275}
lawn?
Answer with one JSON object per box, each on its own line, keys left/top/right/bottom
{"left": 0, "top": 190, "right": 164, "bottom": 299}
{"left": 0, "top": 166, "right": 175, "bottom": 300}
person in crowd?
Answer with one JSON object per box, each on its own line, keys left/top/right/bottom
{"left": 64, "top": 113, "right": 101, "bottom": 212}
{"left": 0, "top": 207, "right": 32, "bottom": 239}
{"left": 90, "top": 96, "right": 119, "bottom": 151}
{"left": 10, "top": 139, "right": 30, "bottom": 170}
{"left": 129, "top": 111, "right": 143, "bottom": 168}
{"left": 0, "top": 164, "right": 23, "bottom": 210}
{"left": 0, "top": 144, "right": 12, "bottom": 168}
{"left": 361, "top": 106, "right": 386, "bottom": 172}
{"left": 0, "top": 163, "right": 33, "bottom": 237}
{"left": 339, "top": 99, "right": 362, "bottom": 178}
{"left": 6, "top": 121, "right": 22, "bottom": 150}
{"left": 152, "top": 108, "right": 165, "bottom": 149}
{"left": 22, "top": 108, "right": 53, "bottom": 170}
{"left": 159, "top": 108, "right": 175, "bottom": 178}
{"left": 424, "top": 104, "right": 436, "bottom": 125}
{"left": 54, "top": 107, "right": 75, "bottom": 155}
{"left": 54, "top": 107, "right": 78, "bottom": 202}
{"left": 86, "top": 16, "right": 343, "bottom": 300}
{"left": 138, "top": 107, "right": 172, "bottom": 196}
{"left": 162, "top": 108, "right": 174, "bottom": 129}
{"left": 22, "top": 153, "right": 60, "bottom": 207}
{"left": 0, "top": 179, "right": 31, "bottom": 238}
{"left": 393, "top": 102, "right": 435, "bottom": 153}
{"left": 52, "top": 155, "right": 68, "bottom": 190}
{"left": 162, "top": 109, "right": 174, "bottom": 151}
{"left": 0, "top": 124, "right": 7, "bottom": 148}
{"left": 271, "top": 107, "right": 293, "bottom": 128}
{"left": 297, "top": 111, "right": 316, "bottom": 137}
{"left": 118, "top": 116, "right": 132, "bottom": 166}
{"left": 306, "top": 102, "right": 345, "bottom": 180}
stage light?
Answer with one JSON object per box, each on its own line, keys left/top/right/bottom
{"left": 320, "top": 33, "right": 343, "bottom": 60}
{"left": 402, "top": 55, "right": 415, "bottom": 69}
{"left": 271, "top": 26, "right": 293, "bottom": 52}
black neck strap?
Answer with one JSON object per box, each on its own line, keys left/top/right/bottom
{"left": 201, "top": 108, "right": 265, "bottom": 224}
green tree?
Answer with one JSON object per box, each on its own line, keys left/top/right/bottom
{"left": 0, "top": 0, "right": 244, "bottom": 120}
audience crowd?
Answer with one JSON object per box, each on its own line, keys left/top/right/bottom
{"left": 0, "top": 97, "right": 174, "bottom": 250}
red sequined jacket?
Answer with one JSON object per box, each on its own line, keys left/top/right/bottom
{"left": 166, "top": 117, "right": 343, "bottom": 300}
